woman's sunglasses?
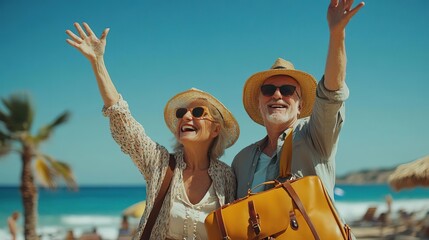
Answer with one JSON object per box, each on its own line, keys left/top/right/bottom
{"left": 175, "top": 106, "right": 215, "bottom": 121}
{"left": 260, "top": 84, "right": 301, "bottom": 99}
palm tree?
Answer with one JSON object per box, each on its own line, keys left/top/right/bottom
{"left": 0, "top": 93, "right": 77, "bottom": 240}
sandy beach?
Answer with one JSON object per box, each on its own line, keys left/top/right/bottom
{"left": 2, "top": 220, "right": 429, "bottom": 240}
{"left": 353, "top": 225, "right": 411, "bottom": 239}
{"left": 351, "top": 220, "right": 429, "bottom": 240}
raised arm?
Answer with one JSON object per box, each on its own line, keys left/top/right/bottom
{"left": 66, "top": 22, "right": 119, "bottom": 107}
{"left": 324, "top": 0, "right": 364, "bottom": 91}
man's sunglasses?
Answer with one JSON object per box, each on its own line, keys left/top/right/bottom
{"left": 175, "top": 106, "right": 215, "bottom": 121}
{"left": 260, "top": 84, "right": 301, "bottom": 99}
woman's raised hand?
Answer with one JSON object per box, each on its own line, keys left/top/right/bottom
{"left": 66, "top": 22, "right": 119, "bottom": 106}
{"left": 66, "top": 22, "right": 110, "bottom": 62}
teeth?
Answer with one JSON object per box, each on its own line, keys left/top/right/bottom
{"left": 270, "top": 105, "right": 285, "bottom": 108}
{"left": 181, "top": 125, "right": 196, "bottom": 132}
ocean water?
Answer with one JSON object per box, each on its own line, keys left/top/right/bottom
{"left": 334, "top": 184, "right": 429, "bottom": 227}
{"left": 0, "top": 186, "right": 147, "bottom": 240}
{"left": 0, "top": 184, "right": 428, "bottom": 240}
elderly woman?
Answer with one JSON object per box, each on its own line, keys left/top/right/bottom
{"left": 66, "top": 22, "right": 239, "bottom": 240}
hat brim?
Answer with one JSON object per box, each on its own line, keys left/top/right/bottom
{"left": 164, "top": 88, "right": 239, "bottom": 148}
{"left": 243, "top": 69, "right": 317, "bottom": 126}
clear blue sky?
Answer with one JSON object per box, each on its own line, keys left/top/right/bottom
{"left": 1, "top": 0, "right": 428, "bottom": 186}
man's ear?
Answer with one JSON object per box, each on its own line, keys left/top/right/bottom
{"left": 298, "top": 101, "right": 303, "bottom": 114}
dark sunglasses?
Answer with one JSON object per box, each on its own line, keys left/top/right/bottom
{"left": 260, "top": 84, "right": 301, "bottom": 99}
{"left": 175, "top": 106, "right": 214, "bottom": 120}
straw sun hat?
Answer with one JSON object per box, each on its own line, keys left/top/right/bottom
{"left": 243, "top": 58, "right": 318, "bottom": 126}
{"left": 164, "top": 88, "right": 239, "bottom": 148}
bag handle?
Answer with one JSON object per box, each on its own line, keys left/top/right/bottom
{"left": 248, "top": 180, "right": 322, "bottom": 240}
{"left": 247, "top": 180, "right": 281, "bottom": 195}
{"left": 282, "top": 181, "right": 320, "bottom": 240}
{"left": 141, "top": 154, "right": 175, "bottom": 240}
{"left": 215, "top": 208, "right": 231, "bottom": 240}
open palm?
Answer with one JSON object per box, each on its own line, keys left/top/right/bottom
{"left": 66, "top": 22, "right": 109, "bottom": 61}
{"left": 327, "top": 0, "right": 364, "bottom": 35}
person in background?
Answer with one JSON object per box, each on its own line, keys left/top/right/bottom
{"left": 120, "top": 215, "right": 129, "bottom": 233}
{"left": 117, "top": 215, "right": 131, "bottom": 240}
{"left": 65, "top": 229, "right": 75, "bottom": 240}
{"left": 378, "top": 194, "right": 393, "bottom": 235}
{"left": 79, "top": 227, "right": 102, "bottom": 240}
{"left": 7, "top": 211, "right": 19, "bottom": 240}
{"left": 66, "top": 22, "right": 239, "bottom": 240}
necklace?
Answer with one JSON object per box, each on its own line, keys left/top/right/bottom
{"left": 177, "top": 180, "right": 200, "bottom": 239}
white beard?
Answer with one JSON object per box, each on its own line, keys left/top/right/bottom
{"left": 264, "top": 112, "right": 291, "bottom": 125}
{"left": 258, "top": 97, "right": 300, "bottom": 127}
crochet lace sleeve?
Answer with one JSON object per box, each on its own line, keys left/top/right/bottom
{"left": 102, "top": 94, "right": 169, "bottom": 180}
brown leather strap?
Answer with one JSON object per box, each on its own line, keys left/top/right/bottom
{"left": 215, "top": 208, "right": 230, "bottom": 240}
{"left": 344, "top": 224, "right": 352, "bottom": 240}
{"left": 279, "top": 128, "right": 293, "bottom": 178}
{"left": 248, "top": 200, "right": 261, "bottom": 235}
{"left": 282, "top": 181, "right": 320, "bottom": 240}
{"left": 141, "top": 154, "right": 175, "bottom": 240}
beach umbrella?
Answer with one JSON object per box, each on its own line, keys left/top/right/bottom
{"left": 388, "top": 155, "right": 429, "bottom": 191}
{"left": 122, "top": 201, "right": 146, "bottom": 218}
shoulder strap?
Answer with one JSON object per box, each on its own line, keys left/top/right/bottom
{"left": 282, "top": 181, "right": 320, "bottom": 240}
{"left": 141, "top": 154, "right": 175, "bottom": 240}
{"left": 279, "top": 128, "right": 293, "bottom": 178}
{"left": 215, "top": 208, "right": 231, "bottom": 240}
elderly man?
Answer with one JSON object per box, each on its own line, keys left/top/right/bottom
{"left": 232, "top": 0, "right": 364, "bottom": 200}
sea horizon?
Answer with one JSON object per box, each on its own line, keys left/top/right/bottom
{"left": 1, "top": 184, "right": 428, "bottom": 240}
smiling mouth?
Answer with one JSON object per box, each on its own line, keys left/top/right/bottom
{"left": 268, "top": 104, "right": 287, "bottom": 109}
{"left": 181, "top": 125, "right": 197, "bottom": 132}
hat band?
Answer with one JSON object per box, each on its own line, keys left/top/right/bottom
{"left": 273, "top": 66, "right": 286, "bottom": 69}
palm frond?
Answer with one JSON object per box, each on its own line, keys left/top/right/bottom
{"left": 50, "top": 111, "right": 71, "bottom": 128}
{"left": 42, "top": 155, "right": 78, "bottom": 191}
{"left": 34, "top": 158, "right": 57, "bottom": 189}
{"left": 0, "top": 129, "right": 9, "bottom": 138}
{"left": 0, "top": 130, "right": 12, "bottom": 157}
{"left": 34, "top": 111, "right": 70, "bottom": 143}
{"left": 1, "top": 93, "right": 34, "bottom": 132}
{"left": 0, "top": 140, "right": 12, "bottom": 157}
{"left": 34, "top": 126, "right": 50, "bottom": 142}
{"left": 0, "top": 109, "right": 8, "bottom": 124}
{"left": 50, "top": 160, "right": 78, "bottom": 191}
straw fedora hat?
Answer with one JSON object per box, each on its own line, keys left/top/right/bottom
{"left": 164, "top": 88, "right": 239, "bottom": 148}
{"left": 243, "top": 58, "right": 317, "bottom": 125}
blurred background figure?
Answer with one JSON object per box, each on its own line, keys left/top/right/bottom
{"left": 378, "top": 194, "right": 393, "bottom": 236}
{"left": 79, "top": 227, "right": 102, "bottom": 240}
{"left": 120, "top": 215, "right": 129, "bottom": 233}
{"left": 117, "top": 215, "right": 131, "bottom": 240}
{"left": 7, "top": 211, "right": 19, "bottom": 240}
{"left": 65, "top": 229, "right": 75, "bottom": 240}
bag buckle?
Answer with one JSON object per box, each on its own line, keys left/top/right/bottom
{"left": 251, "top": 214, "right": 261, "bottom": 235}
{"left": 248, "top": 201, "right": 261, "bottom": 235}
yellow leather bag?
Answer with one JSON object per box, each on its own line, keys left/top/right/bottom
{"left": 204, "top": 176, "right": 352, "bottom": 240}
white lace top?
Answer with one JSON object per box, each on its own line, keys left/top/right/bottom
{"left": 167, "top": 182, "right": 220, "bottom": 239}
